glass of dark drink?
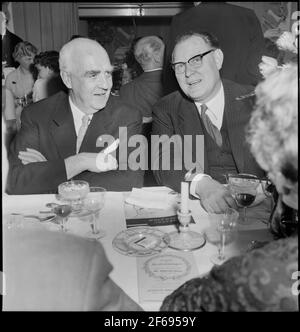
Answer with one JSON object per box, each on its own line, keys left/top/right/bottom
{"left": 226, "top": 173, "right": 260, "bottom": 225}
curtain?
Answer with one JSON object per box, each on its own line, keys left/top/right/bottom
{"left": 11, "top": 2, "right": 78, "bottom": 52}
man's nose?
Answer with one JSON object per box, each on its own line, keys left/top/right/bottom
{"left": 184, "top": 62, "right": 195, "bottom": 77}
{"left": 96, "top": 74, "right": 109, "bottom": 89}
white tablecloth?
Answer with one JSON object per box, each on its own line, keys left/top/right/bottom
{"left": 2, "top": 190, "right": 273, "bottom": 311}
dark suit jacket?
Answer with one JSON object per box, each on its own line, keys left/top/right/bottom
{"left": 4, "top": 227, "right": 142, "bottom": 311}
{"left": 151, "top": 79, "right": 264, "bottom": 193}
{"left": 7, "top": 91, "right": 144, "bottom": 194}
{"left": 119, "top": 70, "right": 164, "bottom": 118}
{"left": 163, "top": 2, "right": 264, "bottom": 95}
{"left": 2, "top": 30, "right": 23, "bottom": 68}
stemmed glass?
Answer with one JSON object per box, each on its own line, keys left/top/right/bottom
{"left": 226, "top": 173, "right": 260, "bottom": 225}
{"left": 83, "top": 187, "right": 106, "bottom": 239}
{"left": 210, "top": 207, "right": 239, "bottom": 265}
{"left": 53, "top": 204, "right": 72, "bottom": 232}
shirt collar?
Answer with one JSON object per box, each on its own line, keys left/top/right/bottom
{"left": 1, "top": 28, "right": 6, "bottom": 39}
{"left": 195, "top": 83, "right": 225, "bottom": 130}
{"left": 68, "top": 96, "right": 93, "bottom": 135}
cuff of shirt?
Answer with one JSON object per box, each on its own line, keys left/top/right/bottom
{"left": 190, "top": 173, "right": 212, "bottom": 198}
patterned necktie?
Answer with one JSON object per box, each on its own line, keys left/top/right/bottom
{"left": 200, "top": 104, "right": 223, "bottom": 147}
{"left": 76, "top": 115, "right": 90, "bottom": 153}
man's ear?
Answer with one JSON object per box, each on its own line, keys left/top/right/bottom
{"left": 213, "top": 49, "right": 224, "bottom": 70}
{"left": 60, "top": 70, "right": 72, "bottom": 89}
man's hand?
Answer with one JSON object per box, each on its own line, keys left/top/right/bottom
{"left": 195, "top": 177, "right": 237, "bottom": 213}
{"left": 64, "top": 152, "right": 118, "bottom": 180}
{"left": 18, "top": 148, "right": 47, "bottom": 165}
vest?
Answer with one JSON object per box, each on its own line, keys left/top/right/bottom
{"left": 200, "top": 114, "right": 238, "bottom": 183}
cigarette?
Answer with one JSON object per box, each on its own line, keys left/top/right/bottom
{"left": 102, "top": 139, "right": 120, "bottom": 155}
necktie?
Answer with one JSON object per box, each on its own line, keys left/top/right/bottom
{"left": 200, "top": 104, "right": 223, "bottom": 147}
{"left": 76, "top": 114, "right": 90, "bottom": 153}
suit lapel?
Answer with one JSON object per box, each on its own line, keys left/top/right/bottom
{"left": 178, "top": 96, "right": 207, "bottom": 172}
{"left": 49, "top": 93, "right": 77, "bottom": 158}
{"left": 223, "top": 80, "right": 247, "bottom": 172}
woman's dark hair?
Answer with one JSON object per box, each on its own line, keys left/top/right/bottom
{"left": 34, "top": 50, "right": 60, "bottom": 73}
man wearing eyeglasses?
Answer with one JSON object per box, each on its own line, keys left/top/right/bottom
{"left": 152, "top": 32, "right": 264, "bottom": 213}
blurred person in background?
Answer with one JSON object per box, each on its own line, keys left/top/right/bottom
{"left": 1, "top": 7, "right": 23, "bottom": 68}
{"left": 119, "top": 35, "right": 165, "bottom": 120}
{"left": 32, "top": 50, "right": 67, "bottom": 102}
{"left": 4, "top": 41, "right": 38, "bottom": 130}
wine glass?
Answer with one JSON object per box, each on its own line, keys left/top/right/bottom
{"left": 210, "top": 207, "right": 239, "bottom": 265}
{"left": 53, "top": 204, "right": 72, "bottom": 232}
{"left": 83, "top": 187, "right": 106, "bottom": 239}
{"left": 226, "top": 173, "right": 260, "bottom": 225}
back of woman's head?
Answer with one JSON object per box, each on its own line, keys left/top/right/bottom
{"left": 248, "top": 63, "right": 298, "bottom": 210}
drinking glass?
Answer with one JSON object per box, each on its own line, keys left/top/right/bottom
{"left": 53, "top": 204, "right": 72, "bottom": 232}
{"left": 83, "top": 187, "right": 106, "bottom": 239}
{"left": 58, "top": 180, "right": 90, "bottom": 213}
{"left": 210, "top": 208, "right": 239, "bottom": 265}
{"left": 226, "top": 173, "right": 260, "bottom": 225}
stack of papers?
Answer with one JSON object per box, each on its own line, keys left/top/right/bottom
{"left": 125, "top": 187, "right": 178, "bottom": 210}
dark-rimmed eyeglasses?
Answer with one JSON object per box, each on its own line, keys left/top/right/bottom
{"left": 171, "top": 49, "right": 215, "bottom": 74}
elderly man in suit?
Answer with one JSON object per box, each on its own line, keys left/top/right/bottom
{"left": 7, "top": 38, "right": 143, "bottom": 194}
{"left": 163, "top": 2, "right": 264, "bottom": 95}
{"left": 152, "top": 32, "right": 264, "bottom": 213}
{"left": 119, "top": 35, "right": 165, "bottom": 121}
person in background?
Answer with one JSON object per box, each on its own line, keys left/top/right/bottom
{"left": 7, "top": 37, "right": 143, "bottom": 195}
{"left": 119, "top": 35, "right": 165, "bottom": 120}
{"left": 1, "top": 8, "right": 23, "bottom": 68}
{"left": 248, "top": 63, "right": 298, "bottom": 238}
{"left": 4, "top": 41, "right": 38, "bottom": 130}
{"left": 162, "top": 2, "right": 264, "bottom": 95}
{"left": 152, "top": 31, "right": 263, "bottom": 213}
{"left": 32, "top": 50, "right": 67, "bottom": 102}
{"left": 123, "top": 37, "right": 143, "bottom": 81}
{"left": 160, "top": 63, "right": 298, "bottom": 312}
{"left": 119, "top": 35, "right": 165, "bottom": 186}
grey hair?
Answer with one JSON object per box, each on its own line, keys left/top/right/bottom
{"left": 59, "top": 37, "right": 102, "bottom": 73}
{"left": 134, "top": 36, "right": 165, "bottom": 68}
{"left": 247, "top": 63, "right": 298, "bottom": 183}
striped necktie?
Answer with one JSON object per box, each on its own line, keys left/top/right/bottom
{"left": 76, "top": 114, "right": 90, "bottom": 153}
{"left": 200, "top": 104, "right": 223, "bottom": 147}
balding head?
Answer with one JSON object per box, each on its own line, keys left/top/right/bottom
{"left": 59, "top": 38, "right": 110, "bottom": 74}
{"left": 134, "top": 36, "right": 165, "bottom": 71}
{"left": 59, "top": 38, "right": 114, "bottom": 114}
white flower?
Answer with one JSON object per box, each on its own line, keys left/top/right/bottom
{"left": 276, "top": 31, "right": 298, "bottom": 53}
{"left": 259, "top": 56, "right": 279, "bottom": 78}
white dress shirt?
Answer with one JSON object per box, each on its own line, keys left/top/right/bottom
{"left": 189, "top": 84, "right": 225, "bottom": 197}
{"left": 68, "top": 96, "right": 92, "bottom": 136}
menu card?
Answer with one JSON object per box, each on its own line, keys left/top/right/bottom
{"left": 137, "top": 251, "right": 199, "bottom": 303}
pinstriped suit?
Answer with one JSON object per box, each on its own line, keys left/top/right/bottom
{"left": 152, "top": 79, "right": 264, "bottom": 193}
